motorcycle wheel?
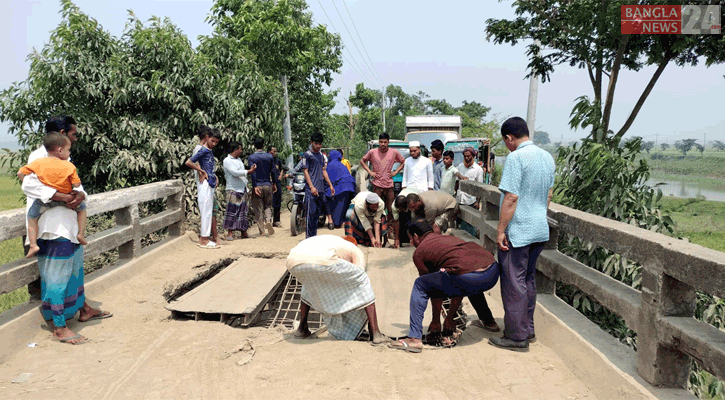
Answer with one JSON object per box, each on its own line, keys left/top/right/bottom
{"left": 290, "top": 203, "right": 306, "bottom": 236}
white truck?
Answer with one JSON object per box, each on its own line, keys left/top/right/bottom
{"left": 404, "top": 115, "right": 462, "bottom": 149}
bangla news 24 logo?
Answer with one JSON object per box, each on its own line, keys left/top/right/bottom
{"left": 621, "top": 5, "right": 721, "bottom": 34}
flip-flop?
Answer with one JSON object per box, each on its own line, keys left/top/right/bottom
{"left": 81, "top": 310, "right": 113, "bottom": 322}
{"left": 198, "top": 243, "right": 221, "bottom": 249}
{"left": 53, "top": 334, "right": 89, "bottom": 345}
{"left": 387, "top": 339, "right": 422, "bottom": 353}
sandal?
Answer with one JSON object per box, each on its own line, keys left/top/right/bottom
{"left": 53, "top": 334, "right": 90, "bottom": 345}
{"left": 387, "top": 339, "right": 422, "bottom": 353}
{"left": 80, "top": 310, "right": 113, "bottom": 322}
{"left": 198, "top": 242, "right": 221, "bottom": 249}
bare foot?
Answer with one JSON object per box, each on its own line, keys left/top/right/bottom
{"left": 294, "top": 326, "right": 312, "bottom": 338}
{"left": 53, "top": 327, "right": 89, "bottom": 345}
{"left": 371, "top": 332, "right": 391, "bottom": 345}
{"left": 76, "top": 234, "right": 88, "bottom": 245}
{"left": 26, "top": 245, "right": 40, "bottom": 258}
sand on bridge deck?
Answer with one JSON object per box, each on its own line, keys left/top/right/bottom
{"left": 0, "top": 218, "right": 649, "bottom": 400}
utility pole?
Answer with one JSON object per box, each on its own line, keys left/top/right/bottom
{"left": 347, "top": 93, "right": 355, "bottom": 141}
{"left": 704, "top": 132, "right": 707, "bottom": 151}
{"left": 655, "top": 133, "right": 659, "bottom": 152}
{"left": 526, "top": 39, "right": 541, "bottom": 141}
{"left": 273, "top": 0, "right": 294, "bottom": 172}
{"left": 381, "top": 87, "right": 386, "bottom": 133}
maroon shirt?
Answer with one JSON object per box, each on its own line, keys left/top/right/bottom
{"left": 413, "top": 233, "right": 496, "bottom": 275}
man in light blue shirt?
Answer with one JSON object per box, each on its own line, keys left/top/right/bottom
{"left": 489, "top": 117, "right": 555, "bottom": 352}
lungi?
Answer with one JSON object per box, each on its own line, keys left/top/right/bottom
{"left": 37, "top": 238, "right": 85, "bottom": 328}
{"left": 343, "top": 205, "right": 389, "bottom": 246}
{"left": 223, "top": 190, "right": 248, "bottom": 231}
{"left": 290, "top": 261, "right": 375, "bottom": 340}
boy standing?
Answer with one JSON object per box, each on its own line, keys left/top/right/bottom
{"left": 186, "top": 128, "right": 221, "bottom": 248}
{"left": 18, "top": 133, "right": 87, "bottom": 257}
{"left": 440, "top": 150, "right": 468, "bottom": 196}
{"left": 302, "top": 132, "right": 335, "bottom": 238}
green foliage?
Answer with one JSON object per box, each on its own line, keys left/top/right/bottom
{"left": 208, "top": 0, "right": 343, "bottom": 154}
{"left": 486, "top": 0, "right": 725, "bottom": 140}
{"left": 0, "top": 0, "right": 283, "bottom": 193}
{"left": 676, "top": 139, "right": 699, "bottom": 155}
{"left": 642, "top": 141, "right": 654, "bottom": 153}
{"left": 533, "top": 131, "right": 551, "bottom": 146}
{"left": 661, "top": 143, "right": 670, "bottom": 151}
{"left": 714, "top": 141, "right": 725, "bottom": 152}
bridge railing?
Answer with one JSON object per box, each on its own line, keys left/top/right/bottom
{"left": 458, "top": 179, "right": 725, "bottom": 389}
{"left": 0, "top": 179, "right": 185, "bottom": 301}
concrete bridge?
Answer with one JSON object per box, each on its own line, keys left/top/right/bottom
{"left": 0, "top": 179, "right": 722, "bottom": 399}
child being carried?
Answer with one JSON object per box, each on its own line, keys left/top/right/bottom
{"left": 18, "top": 132, "right": 87, "bottom": 258}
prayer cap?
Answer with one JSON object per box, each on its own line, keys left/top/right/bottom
{"left": 409, "top": 141, "right": 421, "bottom": 148}
{"left": 366, "top": 192, "right": 380, "bottom": 204}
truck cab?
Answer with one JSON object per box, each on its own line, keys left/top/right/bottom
{"left": 404, "top": 115, "right": 462, "bottom": 150}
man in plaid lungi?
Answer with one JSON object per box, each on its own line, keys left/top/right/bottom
{"left": 286, "top": 235, "right": 390, "bottom": 344}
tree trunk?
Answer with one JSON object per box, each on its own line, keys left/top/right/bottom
{"left": 615, "top": 57, "right": 671, "bottom": 139}
{"left": 601, "top": 34, "right": 630, "bottom": 137}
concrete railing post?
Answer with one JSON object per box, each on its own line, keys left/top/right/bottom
{"left": 481, "top": 199, "right": 497, "bottom": 255}
{"left": 167, "top": 190, "right": 184, "bottom": 237}
{"left": 115, "top": 204, "right": 140, "bottom": 259}
{"left": 636, "top": 264, "right": 697, "bottom": 387}
{"left": 536, "top": 223, "right": 559, "bottom": 295}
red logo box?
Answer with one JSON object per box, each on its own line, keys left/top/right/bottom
{"left": 621, "top": 5, "right": 681, "bottom": 34}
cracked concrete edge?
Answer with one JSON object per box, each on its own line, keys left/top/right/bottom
{"left": 535, "top": 294, "right": 695, "bottom": 400}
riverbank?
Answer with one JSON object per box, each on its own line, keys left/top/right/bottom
{"left": 643, "top": 151, "right": 725, "bottom": 179}
{"left": 659, "top": 197, "right": 725, "bottom": 253}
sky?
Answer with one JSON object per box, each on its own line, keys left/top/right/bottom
{"left": 1, "top": 0, "right": 723, "bottom": 150}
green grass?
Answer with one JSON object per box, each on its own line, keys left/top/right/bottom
{"left": 659, "top": 197, "right": 725, "bottom": 253}
{"left": 0, "top": 170, "right": 30, "bottom": 313}
{"left": 642, "top": 152, "right": 725, "bottom": 179}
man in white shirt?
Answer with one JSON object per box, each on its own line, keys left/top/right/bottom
{"left": 402, "top": 141, "right": 434, "bottom": 192}
{"left": 222, "top": 142, "right": 256, "bottom": 240}
{"left": 456, "top": 147, "right": 484, "bottom": 207}
{"left": 286, "top": 235, "right": 389, "bottom": 344}
{"left": 21, "top": 116, "right": 111, "bottom": 345}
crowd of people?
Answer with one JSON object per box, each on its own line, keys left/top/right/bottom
{"left": 18, "top": 114, "right": 553, "bottom": 354}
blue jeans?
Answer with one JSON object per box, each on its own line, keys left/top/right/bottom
{"left": 408, "top": 263, "right": 500, "bottom": 339}
{"left": 28, "top": 198, "right": 86, "bottom": 220}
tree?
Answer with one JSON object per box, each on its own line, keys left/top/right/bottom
{"left": 713, "top": 140, "right": 725, "bottom": 151}
{"left": 485, "top": 0, "right": 725, "bottom": 143}
{"left": 208, "top": 0, "right": 343, "bottom": 153}
{"left": 694, "top": 143, "right": 705, "bottom": 154}
{"left": 533, "top": 131, "right": 551, "bottom": 146}
{"left": 675, "top": 139, "right": 698, "bottom": 155}
{"left": 0, "top": 1, "right": 283, "bottom": 194}
{"left": 661, "top": 143, "right": 670, "bottom": 151}
{"left": 642, "top": 141, "right": 654, "bottom": 153}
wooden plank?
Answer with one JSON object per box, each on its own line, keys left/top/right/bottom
{"left": 166, "top": 258, "right": 287, "bottom": 316}
{"left": 365, "top": 247, "right": 432, "bottom": 338}
{"left": 85, "top": 225, "right": 134, "bottom": 259}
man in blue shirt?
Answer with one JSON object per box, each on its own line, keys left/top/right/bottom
{"left": 430, "top": 139, "right": 444, "bottom": 190}
{"left": 248, "top": 137, "right": 278, "bottom": 237}
{"left": 302, "top": 132, "right": 335, "bottom": 238}
{"left": 186, "top": 128, "right": 222, "bottom": 248}
{"left": 489, "top": 117, "right": 555, "bottom": 352}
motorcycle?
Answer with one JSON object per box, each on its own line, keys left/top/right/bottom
{"left": 288, "top": 172, "right": 328, "bottom": 236}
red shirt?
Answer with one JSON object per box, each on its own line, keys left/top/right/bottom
{"left": 362, "top": 147, "right": 405, "bottom": 189}
{"left": 413, "top": 233, "right": 496, "bottom": 275}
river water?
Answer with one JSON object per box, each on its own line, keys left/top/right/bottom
{"left": 495, "top": 156, "right": 725, "bottom": 202}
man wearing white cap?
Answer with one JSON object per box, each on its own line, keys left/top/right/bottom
{"left": 402, "top": 141, "right": 434, "bottom": 192}
{"left": 343, "top": 191, "right": 388, "bottom": 248}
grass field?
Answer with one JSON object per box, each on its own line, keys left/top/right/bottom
{"left": 642, "top": 150, "right": 725, "bottom": 179}
{"left": 0, "top": 170, "right": 30, "bottom": 313}
{"left": 659, "top": 197, "right": 725, "bottom": 253}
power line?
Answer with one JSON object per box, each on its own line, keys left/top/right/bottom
{"left": 314, "top": 1, "right": 379, "bottom": 89}
{"left": 310, "top": 14, "right": 377, "bottom": 90}
{"left": 330, "top": 0, "right": 385, "bottom": 88}
{"left": 342, "top": 0, "right": 385, "bottom": 86}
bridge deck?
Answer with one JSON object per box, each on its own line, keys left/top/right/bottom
{"left": 0, "top": 225, "right": 648, "bottom": 399}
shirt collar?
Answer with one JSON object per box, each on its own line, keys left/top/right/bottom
{"left": 517, "top": 140, "right": 534, "bottom": 150}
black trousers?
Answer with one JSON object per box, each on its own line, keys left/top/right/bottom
{"left": 272, "top": 182, "right": 282, "bottom": 222}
